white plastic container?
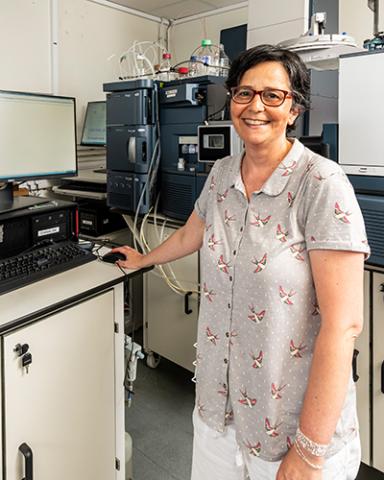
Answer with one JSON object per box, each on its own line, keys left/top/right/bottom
{"left": 189, "top": 55, "right": 199, "bottom": 77}
{"left": 191, "top": 39, "right": 220, "bottom": 76}
{"left": 218, "top": 43, "right": 230, "bottom": 77}
{"left": 177, "top": 66, "right": 189, "bottom": 80}
{"left": 158, "top": 52, "right": 176, "bottom": 81}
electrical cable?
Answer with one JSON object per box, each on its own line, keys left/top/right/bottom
{"left": 131, "top": 86, "right": 162, "bottom": 244}
{"left": 152, "top": 200, "right": 189, "bottom": 293}
{"left": 119, "top": 40, "right": 167, "bottom": 80}
{"left": 138, "top": 208, "right": 199, "bottom": 295}
{"left": 207, "top": 95, "right": 230, "bottom": 121}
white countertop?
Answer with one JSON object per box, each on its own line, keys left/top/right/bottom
{"left": 0, "top": 255, "right": 139, "bottom": 327}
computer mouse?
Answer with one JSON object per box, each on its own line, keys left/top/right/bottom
{"left": 101, "top": 251, "right": 126, "bottom": 264}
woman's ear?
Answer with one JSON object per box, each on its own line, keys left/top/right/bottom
{"left": 288, "top": 106, "right": 301, "bottom": 126}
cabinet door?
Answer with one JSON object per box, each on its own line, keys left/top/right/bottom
{"left": 356, "top": 270, "right": 371, "bottom": 465}
{"left": 373, "top": 272, "right": 384, "bottom": 473}
{"left": 3, "top": 291, "right": 116, "bottom": 480}
{"left": 143, "top": 222, "right": 198, "bottom": 372}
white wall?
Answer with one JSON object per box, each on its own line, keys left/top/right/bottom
{"left": 247, "top": 0, "right": 309, "bottom": 47}
{"left": 339, "top": 0, "right": 374, "bottom": 47}
{"left": 170, "top": 7, "right": 248, "bottom": 66}
{"left": 58, "top": 0, "right": 160, "bottom": 131}
{"left": 0, "top": 0, "right": 51, "bottom": 93}
{"left": 0, "top": 0, "right": 160, "bottom": 136}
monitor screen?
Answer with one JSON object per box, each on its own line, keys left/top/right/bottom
{"left": 80, "top": 101, "right": 106, "bottom": 146}
{"left": 0, "top": 90, "right": 77, "bottom": 181}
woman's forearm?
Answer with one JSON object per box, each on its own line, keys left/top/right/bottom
{"left": 140, "top": 222, "right": 201, "bottom": 267}
{"left": 298, "top": 324, "right": 359, "bottom": 445}
{"left": 116, "top": 211, "right": 205, "bottom": 270}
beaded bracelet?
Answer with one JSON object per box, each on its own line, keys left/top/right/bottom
{"left": 296, "top": 427, "right": 328, "bottom": 457}
{"left": 294, "top": 440, "right": 324, "bottom": 471}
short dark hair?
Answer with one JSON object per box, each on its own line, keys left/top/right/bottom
{"left": 226, "top": 44, "right": 311, "bottom": 130}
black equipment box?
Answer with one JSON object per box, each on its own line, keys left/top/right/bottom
{"left": 158, "top": 75, "right": 226, "bottom": 220}
{"left": 0, "top": 199, "right": 78, "bottom": 259}
{"left": 107, "top": 171, "right": 154, "bottom": 215}
{"left": 78, "top": 200, "right": 126, "bottom": 237}
{"left": 103, "top": 79, "right": 159, "bottom": 215}
{"left": 356, "top": 194, "right": 384, "bottom": 267}
{"left": 103, "top": 79, "right": 157, "bottom": 126}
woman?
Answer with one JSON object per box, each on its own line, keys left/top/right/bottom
{"left": 113, "top": 45, "right": 369, "bottom": 479}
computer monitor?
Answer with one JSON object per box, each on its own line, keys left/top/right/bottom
{"left": 80, "top": 101, "right": 106, "bottom": 146}
{"left": 0, "top": 90, "right": 77, "bottom": 212}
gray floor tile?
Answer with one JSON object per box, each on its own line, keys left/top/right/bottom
{"left": 357, "top": 463, "right": 384, "bottom": 479}
{"left": 126, "top": 352, "right": 194, "bottom": 480}
{"left": 132, "top": 447, "right": 182, "bottom": 480}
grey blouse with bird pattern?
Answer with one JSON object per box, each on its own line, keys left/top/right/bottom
{"left": 193, "top": 138, "right": 370, "bottom": 462}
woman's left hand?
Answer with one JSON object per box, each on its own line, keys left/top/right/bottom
{"left": 276, "top": 446, "right": 323, "bottom": 480}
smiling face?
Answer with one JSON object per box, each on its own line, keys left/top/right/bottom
{"left": 230, "top": 61, "right": 300, "bottom": 151}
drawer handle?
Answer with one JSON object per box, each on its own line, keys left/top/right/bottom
{"left": 19, "top": 442, "right": 33, "bottom": 480}
{"left": 381, "top": 361, "right": 384, "bottom": 394}
{"left": 352, "top": 349, "right": 359, "bottom": 382}
{"left": 184, "top": 291, "right": 193, "bottom": 315}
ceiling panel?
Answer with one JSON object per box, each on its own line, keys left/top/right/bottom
{"left": 108, "top": 0, "right": 247, "bottom": 20}
{"left": 204, "top": 0, "right": 245, "bottom": 7}
{"left": 153, "top": 0, "right": 215, "bottom": 19}
{"left": 110, "top": 0, "right": 179, "bottom": 12}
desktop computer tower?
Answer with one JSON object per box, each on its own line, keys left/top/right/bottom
{"left": 0, "top": 200, "right": 78, "bottom": 259}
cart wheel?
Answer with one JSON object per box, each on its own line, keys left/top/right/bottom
{"left": 146, "top": 352, "right": 161, "bottom": 369}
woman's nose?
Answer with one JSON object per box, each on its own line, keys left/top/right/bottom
{"left": 248, "top": 92, "right": 265, "bottom": 111}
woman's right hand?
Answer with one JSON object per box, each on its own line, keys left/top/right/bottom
{"left": 111, "top": 246, "right": 147, "bottom": 270}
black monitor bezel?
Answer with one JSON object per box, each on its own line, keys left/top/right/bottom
{"left": 0, "top": 89, "right": 78, "bottom": 182}
{"left": 80, "top": 100, "right": 106, "bottom": 147}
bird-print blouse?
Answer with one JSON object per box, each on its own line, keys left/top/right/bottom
{"left": 194, "top": 138, "right": 370, "bottom": 461}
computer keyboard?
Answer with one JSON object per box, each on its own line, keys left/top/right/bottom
{"left": 0, "top": 241, "right": 97, "bottom": 295}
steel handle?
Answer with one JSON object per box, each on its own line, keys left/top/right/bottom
{"left": 184, "top": 291, "right": 193, "bottom": 315}
{"left": 381, "top": 361, "right": 384, "bottom": 394}
{"left": 19, "top": 442, "right": 33, "bottom": 480}
{"left": 352, "top": 349, "right": 359, "bottom": 382}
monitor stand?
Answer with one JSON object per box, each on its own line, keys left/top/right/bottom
{"left": 0, "top": 183, "right": 48, "bottom": 214}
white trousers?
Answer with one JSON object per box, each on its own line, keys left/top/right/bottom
{"left": 191, "top": 409, "right": 361, "bottom": 480}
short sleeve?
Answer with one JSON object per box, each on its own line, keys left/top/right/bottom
{"left": 303, "top": 168, "right": 370, "bottom": 257}
{"left": 194, "top": 163, "right": 218, "bottom": 221}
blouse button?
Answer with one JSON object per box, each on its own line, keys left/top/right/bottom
{"left": 225, "top": 332, "right": 230, "bottom": 337}
{"left": 227, "top": 303, "right": 231, "bottom": 309}
{"left": 229, "top": 276, "right": 233, "bottom": 281}
{"left": 224, "top": 358, "right": 228, "bottom": 364}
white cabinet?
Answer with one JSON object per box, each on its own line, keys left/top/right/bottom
{"left": 0, "top": 260, "right": 128, "bottom": 480}
{"left": 355, "top": 270, "right": 371, "bottom": 465}
{"left": 357, "top": 269, "right": 384, "bottom": 474}
{"left": 2, "top": 292, "right": 116, "bottom": 480}
{"left": 373, "top": 272, "right": 384, "bottom": 472}
{"left": 143, "top": 222, "right": 198, "bottom": 372}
